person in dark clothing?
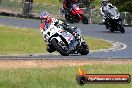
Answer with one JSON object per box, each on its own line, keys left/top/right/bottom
{"left": 22, "top": 0, "right": 33, "bottom": 16}
{"left": 63, "top": 0, "right": 78, "bottom": 12}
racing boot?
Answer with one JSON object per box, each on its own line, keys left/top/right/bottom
{"left": 46, "top": 44, "right": 55, "bottom": 53}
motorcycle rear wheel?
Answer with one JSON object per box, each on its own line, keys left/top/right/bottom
{"left": 79, "top": 42, "right": 89, "bottom": 55}
{"left": 51, "top": 39, "right": 69, "bottom": 56}
{"left": 81, "top": 14, "right": 88, "bottom": 24}
{"left": 65, "top": 14, "right": 74, "bottom": 23}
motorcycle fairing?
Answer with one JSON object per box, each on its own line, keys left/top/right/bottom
{"left": 61, "top": 31, "right": 74, "bottom": 44}
{"left": 71, "top": 4, "right": 83, "bottom": 15}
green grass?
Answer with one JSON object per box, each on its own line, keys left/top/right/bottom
{"left": 0, "top": 26, "right": 45, "bottom": 54}
{"left": 84, "top": 36, "right": 112, "bottom": 50}
{"left": 0, "top": 64, "right": 131, "bottom": 88}
{"left": 0, "top": 26, "right": 112, "bottom": 54}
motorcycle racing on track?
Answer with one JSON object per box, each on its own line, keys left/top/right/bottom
{"left": 40, "top": 12, "right": 89, "bottom": 56}
{"left": 105, "top": 7, "right": 125, "bottom": 33}
{"left": 62, "top": 0, "right": 88, "bottom": 24}
{"left": 100, "top": 0, "right": 125, "bottom": 33}
{"left": 39, "top": 0, "right": 127, "bottom": 56}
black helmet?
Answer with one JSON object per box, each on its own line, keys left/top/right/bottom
{"left": 102, "top": 0, "right": 108, "bottom": 6}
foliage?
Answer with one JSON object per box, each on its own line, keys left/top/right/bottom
{"left": 111, "top": 0, "right": 132, "bottom": 13}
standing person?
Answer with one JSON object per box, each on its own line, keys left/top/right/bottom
{"left": 22, "top": 0, "right": 33, "bottom": 16}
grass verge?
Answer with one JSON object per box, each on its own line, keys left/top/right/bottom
{"left": 0, "top": 60, "right": 131, "bottom": 88}
{"left": 0, "top": 26, "right": 112, "bottom": 55}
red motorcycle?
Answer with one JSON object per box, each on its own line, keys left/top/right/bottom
{"left": 64, "top": 4, "right": 88, "bottom": 24}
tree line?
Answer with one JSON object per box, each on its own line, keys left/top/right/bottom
{"left": 111, "top": 0, "right": 132, "bottom": 13}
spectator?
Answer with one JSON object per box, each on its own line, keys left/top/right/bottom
{"left": 22, "top": 0, "right": 33, "bottom": 16}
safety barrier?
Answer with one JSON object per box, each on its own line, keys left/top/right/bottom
{"left": 121, "top": 12, "right": 132, "bottom": 26}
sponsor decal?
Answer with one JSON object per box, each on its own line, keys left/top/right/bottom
{"left": 76, "top": 67, "right": 131, "bottom": 85}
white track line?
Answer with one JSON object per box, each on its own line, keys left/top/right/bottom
{"left": 90, "top": 39, "right": 127, "bottom": 53}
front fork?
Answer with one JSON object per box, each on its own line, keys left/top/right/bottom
{"left": 118, "top": 18, "right": 123, "bottom": 25}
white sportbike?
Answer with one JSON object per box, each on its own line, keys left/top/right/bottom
{"left": 42, "top": 22, "right": 89, "bottom": 56}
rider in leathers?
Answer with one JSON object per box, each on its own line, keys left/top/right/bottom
{"left": 40, "top": 11, "right": 78, "bottom": 38}
{"left": 100, "top": 0, "right": 118, "bottom": 29}
{"left": 40, "top": 11, "right": 81, "bottom": 52}
{"left": 63, "top": 0, "right": 79, "bottom": 13}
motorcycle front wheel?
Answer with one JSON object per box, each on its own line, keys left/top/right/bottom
{"left": 51, "top": 39, "right": 69, "bottom": 56}
{"left": 119, "top": 24, "right": 125, "bottom": 33}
